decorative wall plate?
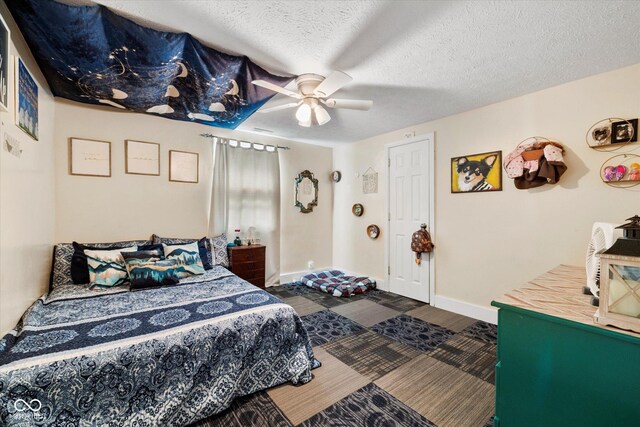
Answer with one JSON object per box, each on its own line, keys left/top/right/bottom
{"left": 352, "top": 203, "right": 364, "bottom": 217}
{"left": 367, "top": 224, "right": 380, "bottom": 239}
{"left": 599, "top": 153, "right": 640, "bottom": 188}
{"left": 586, "top": 118, "right": 637, "bottom": 151}
{"left": 331, "top": 170, "right": 342, "bottom": 182}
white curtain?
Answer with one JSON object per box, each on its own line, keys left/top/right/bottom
{"left": 209, "top": 139, "right": 281, "bottom": 285}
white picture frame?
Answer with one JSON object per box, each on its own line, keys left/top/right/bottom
{"left": 169, "top": 150, "right": 199, "bottom": 183}
{"left": 69, "top": 137, "right": 111, "bottom": 177}
{"left": 125, "top": 140, "right": 160, "bottom": 176}
{"left": 0, "top": 13, "right": 10, "bottom": 112}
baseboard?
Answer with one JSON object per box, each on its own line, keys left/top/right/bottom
{"left": 433, "top": 295, "right": 497, "bottom": 324}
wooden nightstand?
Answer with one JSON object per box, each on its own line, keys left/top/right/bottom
{"left": 228, "top": 245, "right": 266, "bottom": 289}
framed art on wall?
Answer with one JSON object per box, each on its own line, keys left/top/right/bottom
{"left": 15, "top": 57, "right": 38, "bottom": 140}
{"left": 125, "top": 140, "right": 160, "bottom": 175}
{"left": 451, "top": 150, "right": 502, "bottom": 193}
{"left": 69, "top": 138, "right": 111, "bottom": 177}
{"left": 0, "top": 14, "right": 9, "bottom": 112}
{"left": 169, "top": 150, "right": 199, "bottom": 183}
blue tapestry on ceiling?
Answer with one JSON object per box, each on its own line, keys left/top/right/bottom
{"left": 5, "top": 0, "right": 292, "bottom": 129}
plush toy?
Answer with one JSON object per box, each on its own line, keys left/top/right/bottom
{"left": 629, "top": 163, "right": 640, "bottom": 181}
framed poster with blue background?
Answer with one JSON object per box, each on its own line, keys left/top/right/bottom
{"left": 0, "top": 13, "right": 9, "bottom": 112}
{"left": 15, "top": 57, "right": 38, "bottom": 140}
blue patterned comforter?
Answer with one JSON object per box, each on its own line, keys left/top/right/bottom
{"left": 0, "top": 267, "right": 316, "bottom": 426}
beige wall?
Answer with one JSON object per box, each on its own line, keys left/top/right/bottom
{"left": 279, "top": 141, "right": 334, "bottom": 275}
{"left": 333, "top": 64, "right": 640, "bottom": 313}
{"left": 0, "top": 5, "right": 56, "bottom": 334}
{"left": 54, "top": 100, "right": 213, "bottom": 242}
{"left": 53, "top": 100, "right": 333, "bottom": 275}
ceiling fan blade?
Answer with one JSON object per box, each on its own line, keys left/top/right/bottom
{"left": 252, "top": 80, "right": 301, "bottom": 98}
{"left": 322, "top": 98, "right": 373, "bottom": 111}
{"left": 258, "top": 100, "right": 301, "bottom": 113}
{"left": 313, "top": 71, "right": 352, "bottom": 98}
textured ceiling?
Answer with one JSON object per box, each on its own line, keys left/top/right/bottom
{"left": 95, "top": 0, "right": 640, "bottom": 145}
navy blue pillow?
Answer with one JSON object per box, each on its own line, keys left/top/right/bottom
{"left": 196, "top": 238, "right": 213, "bottom": 270}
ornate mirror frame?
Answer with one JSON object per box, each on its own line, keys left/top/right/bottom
{"left": 294, "top": 170, "right": 319, "bottom": 213}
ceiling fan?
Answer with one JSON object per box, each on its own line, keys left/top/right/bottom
{"left": 252, "top": 71, "right": 373, "bottom": 127}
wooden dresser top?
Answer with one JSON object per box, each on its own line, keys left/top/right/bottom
{"left": 228, "top": 245, "right": 265, "bottom": 251}
{"left": 493, "top": 264, "right": 640, "bottom": 339}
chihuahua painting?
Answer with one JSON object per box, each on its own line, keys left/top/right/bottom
{"left": 452, "top": 151, "right": 502, "bottom": 193}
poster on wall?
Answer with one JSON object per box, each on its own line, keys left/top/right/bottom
{"left": 169, "top": 150, "right": 199, "bottom": 183}
{"left": 15, "top": 57, "right": 38, "bottom": 140}
{"left": 69, "top": 137, "right": 111, "bottom": 177}
{"left": 451, "top": 150, "right": 502, "bottom": 193}
{"left": 125, "top": 140, "right": 160, "bottom": 176}
{"left": 0, "top": 14, "right": 9, "bottom": 112}
{"left": 362, "top": 167, "right": 378, "bottom": 194}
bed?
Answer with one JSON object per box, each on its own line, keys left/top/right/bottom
{"left": 0, "top": 262, "right": 317, "bottom": 426}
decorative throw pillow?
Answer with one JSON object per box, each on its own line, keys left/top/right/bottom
{"left": 163, "top": 242, "right": 205, "bottom": 279}
{"left": 51, "top": 239, "right": 153, "bottom": 289}
{"left": 71, "top": 240, "right": 149, "bottom": 284}
{"left": 137, "top": 243, "right": 164, "bottom": 253}
{"left": 84, "top": 246, "right": 137, "bottom": 288}
{"left": 51, "top": 243, "right": 75, "bottom": 288}
{"left": 123, "top": 251, "right": 180, "bottom": 290}
{"left": 122, "top": 249, "right": 163, "bottom": 265}
{"left": 211, "top": 233, "right": 229, "bottom": 267}
{"left": 152, "top": 235, "right": 213, "bottom": 270}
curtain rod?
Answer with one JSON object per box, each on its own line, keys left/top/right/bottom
{"left": 199, "top": 133, "right": 291, "bottom": 150}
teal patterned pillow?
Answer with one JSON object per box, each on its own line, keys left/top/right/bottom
{"left": 123, "top": 252, "right": 180, "bottom": 290}
{"left": 163, "top": 242, "right": 205, "bottom": 278}
{"left": 84, "top": 246, "right": 137, "bottom": 288}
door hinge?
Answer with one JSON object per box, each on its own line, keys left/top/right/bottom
{"left": 388, "top": 158, "right": 390, "bottom": 167}
{"left": 388, "top": 266, "right": 391, "bottom": 275}
{"left": 388, "top": 212, "right": 391, "bottom": 221}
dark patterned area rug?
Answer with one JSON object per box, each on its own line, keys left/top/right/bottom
{"left": 301, "top": 310, "right": 365, "bottom": 346}
{"left": 301, "top": 383, "right": 436, "bottom": 427}
{"left": 193, "top": 284, "right": 497, "bottom": 427}
{"left": 370, "top": 314, "right": 455, "bottom": 352}
{"left": 462, "top": 320, "right": 498, "bottom": 343}
{"left": 191, "top": 390, "right": 290, "bottom": 427}
{"left": 321, "top": 329, "right": 422, "bottom": 381}
{"left": 429, "top": 334, "right": 497, "bottom": 383}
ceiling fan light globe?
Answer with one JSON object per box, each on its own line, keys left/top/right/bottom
{"left": 295, "top": 103, "right": 312, "bottom": 122}
{"left": 298, "top": 119, "right": 312, "bottom": 127}
{"left": 314, "top": 105, "right": 331, "bottom": 126}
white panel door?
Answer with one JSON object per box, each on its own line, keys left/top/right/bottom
{"left": 388, "top": 138, "right": 430, "bottom": 302}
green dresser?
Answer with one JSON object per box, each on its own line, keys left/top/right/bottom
{"left": 491, "top": 265, "right": 640, "bottom": 427}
